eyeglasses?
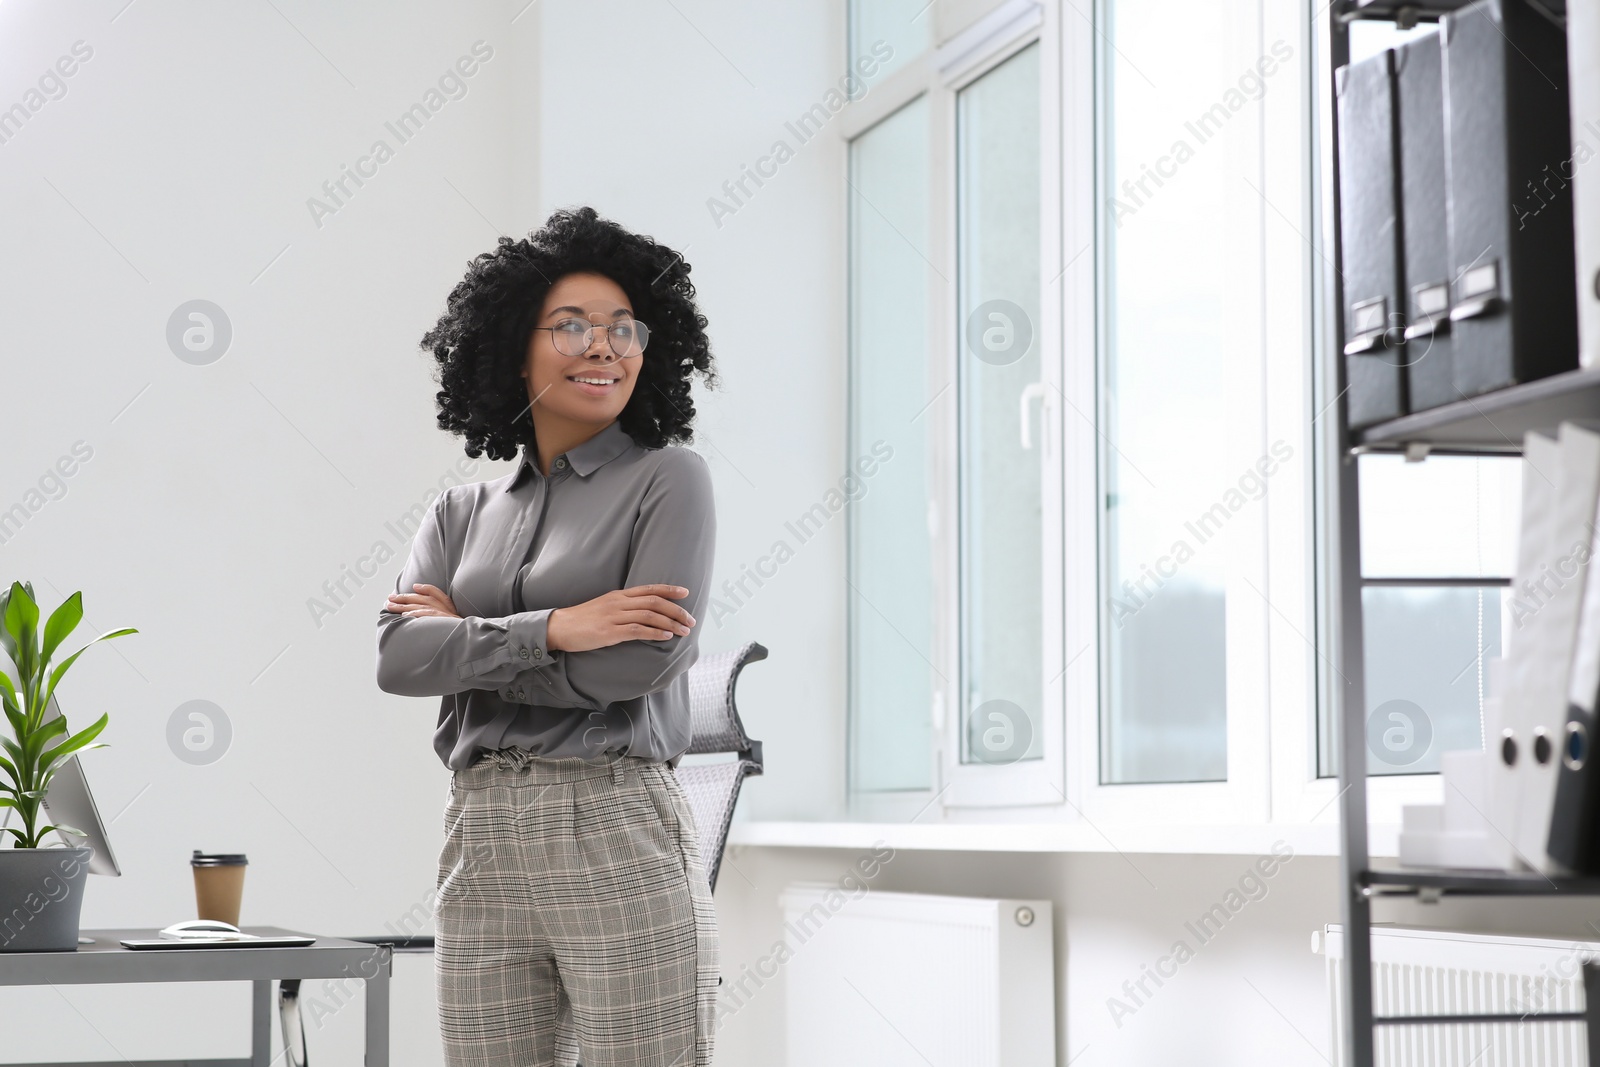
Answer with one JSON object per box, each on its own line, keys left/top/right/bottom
{"left": 533, "top": 317, "right": 650, "bottom": 358}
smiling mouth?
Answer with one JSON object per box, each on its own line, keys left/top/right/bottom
{"left": 567, "top": 374, "right": 619, "bottom": 386}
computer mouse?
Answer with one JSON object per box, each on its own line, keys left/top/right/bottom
{"left": 160, "top": 918, "right": 242, "bottom": 938}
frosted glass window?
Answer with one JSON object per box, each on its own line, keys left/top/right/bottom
{"left": 956, "top": 43, "right": 1043, "bottom": 766}
{"left": 1361, "top": 586, "right": 1503, "bottom": 775}
{"left": 847, "top": 96, "right": 934, "bottom": 792}
{"left": 848, "top": 0, "right": 933, "bottom": 89}
{"left": 1100, "top": 0, "right": 1234, "bottom": 784}
{"left": 1331, "top": 458, "right": 1516, "bottom": 777}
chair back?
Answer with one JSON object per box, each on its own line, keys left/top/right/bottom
{"left": 675, "top": 641, "right": 766, "bottom": 891}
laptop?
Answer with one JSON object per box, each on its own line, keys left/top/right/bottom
{"left": 18, "top": 693, "right": 123, "bottom": 876}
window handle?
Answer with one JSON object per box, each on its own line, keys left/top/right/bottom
{"left": 1021, "top": 382, "right": 1048, "bottom": 451}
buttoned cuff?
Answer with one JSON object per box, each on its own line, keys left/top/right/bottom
{"left": 451, "top": 610, "right": 557, "bottom": 687}
{"left": 495, "top": 610, "right": 559, "bottom": 702}
{"left": 505, "top": 609, "right": 554, "bottom": 667}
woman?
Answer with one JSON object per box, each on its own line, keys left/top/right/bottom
{"left": 374, "top": 206, "right": 720, "bottom": 1067}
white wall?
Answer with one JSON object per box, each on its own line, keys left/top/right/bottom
{"left": 711, "top": 845, "right": 1338, "bottom": 1066}
{"left": 531, "top": 0, "right": 855, "bottom": 824}
{"left": 716, "top": 845, "right": 1600, "bottom": 1066}
{"left": 2, "top": 0, "right": 847, "bottom": 1060}
{"left": 0, "top": 0, "right": 526, "bottom": 1061}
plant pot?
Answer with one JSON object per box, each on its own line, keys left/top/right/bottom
{"left": 0, "top": 845, "right": 94, "bottom": 952}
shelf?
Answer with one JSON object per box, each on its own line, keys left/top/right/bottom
{"left": 1353, "top": 366, "right": 1600, "bottom": 454}
{"left": 1325, "top": 0, "right": 1585, "bottom": 1060}
{"left": 1364, "top": 866, "right": 1600, "bottom": 896}
{"left": 1337, "top": 0, "right": 1473, "bottom": 22}
{"left": 1336, "top": 0, "right": 1564, "bottom": 23}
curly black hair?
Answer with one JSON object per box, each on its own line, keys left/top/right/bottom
{"left": 421, "top": 206, "right": 717, "bottom": 462}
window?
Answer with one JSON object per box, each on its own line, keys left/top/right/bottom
{"left": 843, "top": 0, "right": 1322, "bottom": 829}
{"left": 1332, "top": 455, "right": 1520, "bottom": 777}
{"left": 956, "top": 43, "right": 1044, "bottom": 768}
{"left": 847, "top": 95, "right": 935, "bottom": 794}
{"left": 848, "top": 0, "right": 933, "bottom": 87}
{"left": 1099, "top": 0, "right": 1258, "bottom": 785}
{"left": 845, "top": 0, "right": 1061, "bottom": 810}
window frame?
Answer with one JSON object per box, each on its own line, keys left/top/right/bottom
{"left": 939, "top": 17, "right": 1065, "bottom": 808}
{"left": 843, "top": 0, "right": 1067, "bottom": 812}
{"left": 844, "top": 87, "right": 937, "bottom": 804}
{"left": 841, "top": 0, "right": 1450, "bottom": 834}
{"left": 1078, "top": 0, "right": 1272, "bottom": 825}
{"left": 842, "top": 56, "right": 942, "bottom": 823}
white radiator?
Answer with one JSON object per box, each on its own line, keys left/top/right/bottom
{"left": 1322, "top": 925, "right": 1599, "bottom": 1066}
{"left": 779, "top": 883, "right": 1055, "bottom": 1067}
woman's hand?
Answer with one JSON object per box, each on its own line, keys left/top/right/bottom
{"left": 547, "top": 584, "right": 695, "bottom": 653}
{"left": 385, "top": 583, "right": 461, "bottom": 619}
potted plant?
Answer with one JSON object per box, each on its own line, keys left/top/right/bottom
{"left": 0, "top": 581, "right": 134, "bottom": 951}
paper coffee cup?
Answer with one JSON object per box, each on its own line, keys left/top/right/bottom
{"left": 191, "top": 850, "right": 247, "bottom": 927}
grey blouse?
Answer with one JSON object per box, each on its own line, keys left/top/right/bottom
{"left": 374, "top": 420, "right": 717, "bottom": 771}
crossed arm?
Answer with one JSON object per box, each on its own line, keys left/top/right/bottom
{"left": 374, "top": 451, "right": 716, "bottom": 711}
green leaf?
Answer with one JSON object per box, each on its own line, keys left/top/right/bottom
{"left": 37, "top": 646, "right": 88, "bottom": 709}
{"left": 2, "top": 736, "right": 28, "bottom": 778}
{"left": 41, "top": 751, "right": 108, "bottom": 793}
{"left": 0, "top": 585, "right": 24, "bottom": 643}
{"left": 44, "top": 823, "right": 86, "bottom": 838}
{"left": 3, "top": 582, "right": 38, "bottom": 687}
{"left": 42, "top": 739, "right": 107, "bottom": 773}
{"left": 2, "top": 694, "right": 25, "bottom": 745}
{"left": 0, "top": 589, "right": 131, "bottom": 820}
{"left": 23, "top": 714, "right": 66, "bottom": 765}
{"left": 39, "top": 592, "right": 82, "bottom": 666}
{"left": 2, "top": 826, "right": 29, "bottom": 845}
{"left": 0, "top": 585, "right": 14, "bottom": 665}
{"left": 40, "top": 734, "right": 109, "bottom": 780}
{"left": 3, "top": 579, "right": 37, "bottom": 642}
{"left": 39, "top": 628, "right": 137, "bottom": 713}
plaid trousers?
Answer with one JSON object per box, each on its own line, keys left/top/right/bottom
{"left": 435, "top": 748, "right": 719, "bottom": 1067}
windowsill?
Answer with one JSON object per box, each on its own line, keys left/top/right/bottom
{"left": 726, "top": 819, "right": 1400, "bottom": 858}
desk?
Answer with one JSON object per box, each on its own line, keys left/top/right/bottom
{"left": 0, "top": 926, "right": 391, "bottom": 1067}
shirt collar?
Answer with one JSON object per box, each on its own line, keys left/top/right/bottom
{"left": 505, "top": 420, "right": 636, "bottom": 491}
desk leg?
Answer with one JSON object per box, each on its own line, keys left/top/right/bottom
{"left": 365, "top": 947, "right": 392, "bottom": 1067}
{"left": 252, "top": 980, "right": 271, "bottom": 1067}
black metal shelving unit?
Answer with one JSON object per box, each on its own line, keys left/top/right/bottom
{"left": 1319, "top": 1, "right": 1600, "bottom": 1064}
{"left": 1356, "top": 366, "right": 1600, "bottom": 453}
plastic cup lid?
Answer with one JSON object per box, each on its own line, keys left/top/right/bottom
{"left": 191, "top": 850, "right": 248, "bottom": 866}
